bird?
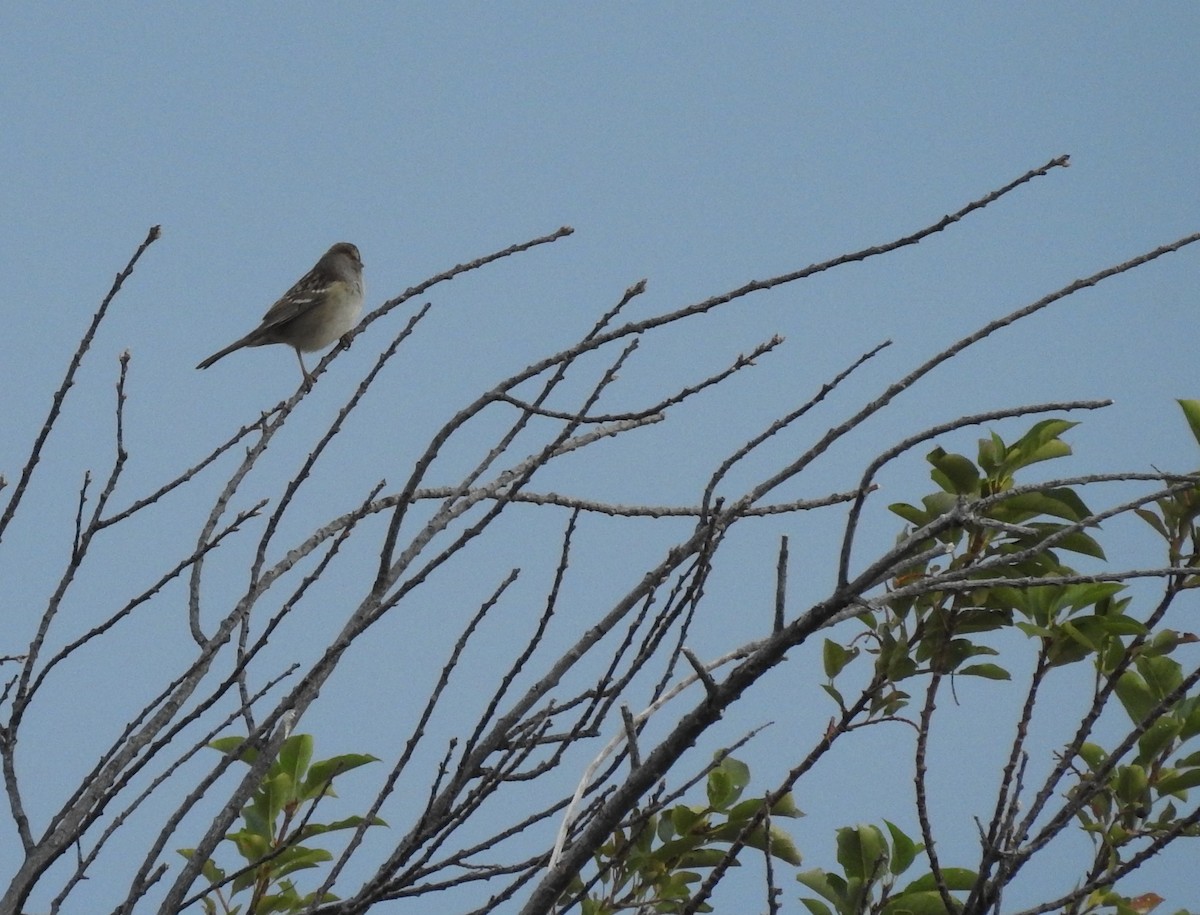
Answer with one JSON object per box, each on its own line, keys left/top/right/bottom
{"left": 196, "top": 242, "right": 365, "bottom": 382}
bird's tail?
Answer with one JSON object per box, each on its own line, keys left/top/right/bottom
{"left": 196, "top": 335, "right": 255, "bottom": 370}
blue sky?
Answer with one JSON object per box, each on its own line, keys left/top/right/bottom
{"left": 2, "top": 5, "right": 1199, "bottom": 913}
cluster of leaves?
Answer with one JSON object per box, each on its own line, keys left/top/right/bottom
{"left": 798, "top": 821, "right": 976, "bottom": 915}
{"left": 1075, "top": 646, "right": 1200, "bottom": 911}
{"left": 796, "top": 815, "right": 1186, "bottom": 915}
{"left": 564, "top": 756, "right": 802, "bottom": 914}
{"left": 178, "top": 413, "right": 1200, "bottom": 915}
{"left": 1073, "top": 408, "right": 1200, "bottom": 900}
{"left": 821, "top": 418, "right": 1158, "bottom": 710}
{"left": 1139, "top": 400, "right": 1200, "bottom": 578}
{"left": 813, "top": 412, "right": 1200, "bottom": 914}
{"left": 179, "top": 734, "right": 383, "bottom": 915}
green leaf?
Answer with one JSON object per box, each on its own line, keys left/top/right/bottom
{"left": 977, "top": 432, "right": 1006, "bottom": 474}
{"left": 707, "top": 756, "right": 749, "bottom": 809}
{"left": 1045, "top": 632, "right": 1094, "bottom": 668}
{"left": 1008, "top": 419, "right": 1078, "bottom": 470}
{"left": 800, "top": 899, "right": 836, "bottom": 915}
{"left": 720, "top": 756, "right": 751, "bottom": 791}
{"left": 674, "top": 848, "right": 727, "bottom": 868}
{"left": 797, "top": 869, "right": 849, "bottom": 909}
{"left": 266, "top": 845, "right": 333, "bottom": 881}
{"left": 763, "top": 826, "right": 804, "bottom": 865}
{"left": 1078, "top": 743, "right": 1108, "bottom": 770}
{"left": 1175, "top": 747, "right": 1200, "bottom": 768}
{"left": 1047, "top": 528, "right": 1106, "bottom": 560}
{"left": 727, "top": 797, "right": 766, "bottom": 823}
{"left": 261, "top": 771, "right": 292, "bottom": 825}
{"left": 277, "top": 734, "right": 314, "bottom": 787}
{"left": 229, "top": 829, "right": 269, "bottom": 863}
{"left": 823, "top": 639, "right": 856, "bottom": 679}
{"left": 883, "top": 889, "right": 965, "bottom": 915}
{"left": 1115, "top": 671, "right": 1157, "bottom": 724}
{"left": 296, "top": 815, "right": 388, "bottom": 841}
{"left": 1093, "top": 615, "right": 1145, "bottom": 638}
{"left": 903, "top": 867, "right": 979, "bottom": 892}
{"left": 989, "top": 491, "right": 1089, "bottom": 524}
{"left": 670, "top": 805, "right": 705, "bottom": 836}
{"left": 232, "top": 866, "right": 256, "bottom": 894}
{"left": 1150, "top": 628, "right": 1195, "bottom": 654}
{"left": 836, "top": 824, "right": 887, "bottom": 881}
{"left": 632, "top": 818, "right": 658, "bottom": 855}
{"left": 707, "top": 768, "right": 733, "bottom": 810}
{"left": 1134, "top": 507, "right": 1169, "bottom": 539}
{"left": 822, "top": 683, "right": 846, "bottom": 709}
{"left": 1182, "top": 697, "right": 1200, "bottom": 740}
{"left": 1018, "top": 436, "right": 1073, "bottom": 467}
{"left": 958, "top": 663, "right": 1010, "bottom": 681}
{"left": 922, "top": 491, "right": 959, "bottom": 521}
{"left": 927, "top": 448, "right": 980, "bottom": 496}
{"left": 883, "top": 821, "right": 920, "bottom": 875}
{"left": 1137, "top": 653, "right": 1183, "bottom": 699}
{"left": 711, "top": 821, "right": 802, "bottom": 865}
{"left": 878, "top": 635, "right": 918, "bottom": 683}
{"left": 176, "top": 849, "right": 226, "bottom": 885}
{"left": 1156, "top": 767, "right": 1200, "bottom": 796}
{"left": 718, "top": 790, "right": 803, "bottom": 822}
{"left": 948, "top": 609, "right": 1011, "bottom": 635}
{"left": 1178, "top": 399, "right": 1200, "bottom": 448}
{"left": 210, "top": 735, "right": 256, "bottom": 763}
{"left": 889, "top": 502, "right": 930, "bottom": 526}
{"left": 770, "top": 792, "right": 804, "bottom": 819}
{"left": 241, "top": 802, "right": 270, "bottom": 840}
{"left": 302, "top": 754, "right": 380, "bottom": 799}
{"left": 1137, "top": 718, "right": 1182, "bottom": 765}
{"left": 1015, "top": 620, "right": 1054, "bottom": 639}
{"left": 1114, "top": 764, "right": 1149, "bottom": 806}
{"left": 1077, "top": 583, "right": 1130, "bottom": 612}
{"left": 257, "top": 880, "right": 303, "bottom": 915}
{"left": 1059, "top": 616, "right": 1121, "bottom": 654}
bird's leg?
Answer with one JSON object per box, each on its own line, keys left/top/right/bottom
{"left": 294, "top": 348, "right": 313, "bottom": 388}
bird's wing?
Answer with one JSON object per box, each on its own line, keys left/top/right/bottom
{"left": 256, "top": 276, "right": 325, "bottom": 330}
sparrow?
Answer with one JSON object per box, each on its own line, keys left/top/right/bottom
{"left": 197, "top": 242, "right": 364, "bottom": 382}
